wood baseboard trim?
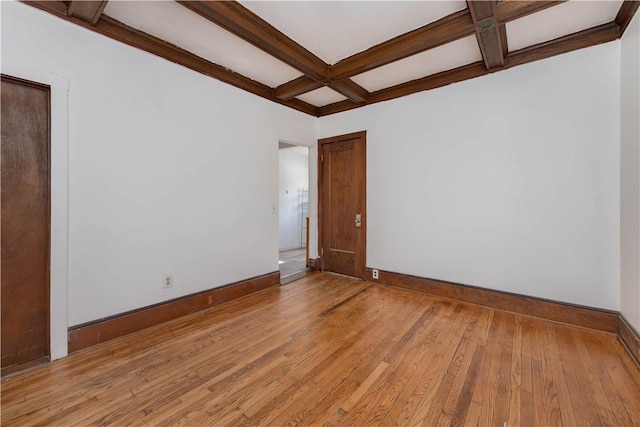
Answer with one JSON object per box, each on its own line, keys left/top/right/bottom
{"left": 68, "top": 271, "right": 280, "bottom": 353}
{"left": 367, "top": 268, "right": 619, "bottom": 333}
{"left": 618, "top": 315, "right": 640, "bottom": 367}
{"left": 1, "top": 356, "right": 50, "bottom": 380}
{"left": 308, "top": 258, "right": 321, "bottom": 271}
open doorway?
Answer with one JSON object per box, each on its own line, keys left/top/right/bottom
{"left": 278, "top": 141, "right": 309, "bottom": 281}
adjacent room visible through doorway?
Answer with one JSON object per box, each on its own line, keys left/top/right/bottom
{"left": 278, "top": 142, "right": 309, "bottom": 281}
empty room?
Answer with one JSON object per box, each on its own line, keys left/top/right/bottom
{"left": 2, "top": 0, "right": 640, "bottom": 425}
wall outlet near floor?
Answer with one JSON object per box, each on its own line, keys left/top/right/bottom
{"left": 372, "top": 269, "right": 379, "bottom": 280}
{"left": 163, "top": 275, "right": 173, "bottom": 289}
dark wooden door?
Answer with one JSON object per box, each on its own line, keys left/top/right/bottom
{"left": 319, "top": 131, "right": 366, "bottom": 279}
{"left": 1, "top": 75, "right": 51, "bottom": 371}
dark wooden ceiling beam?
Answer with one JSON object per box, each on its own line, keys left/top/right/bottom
{"left": 504, "top": 22, "right": 620, "bottom": 69}
{"left": 319, "top": 62, "right": 488, "bottom": 116}
{"left": 329, "top": 10, "right": 475, "bottom": 82}
{"left": 66, "top": 0, "right": 108, "bottom": 25}
{"left": 616, "top": 1, "right": 640, "bottom": 36}
{"left": 177, "top": 1, "right": 370, "bottom": 104}
{"left": 499, "top": 24, "right": 509, "bottom": 59}
{"left": 279, "top": 98, "right": 320, "bottom": 117}
{"left": 468, "top": 0, "right": 494, "bottom": 21}
{"left": 319, "top": 20, "right": 621, "bottom": 117}
{"left": 327, "top": 79, "right": 370, "bottom": 103}
{"left": 274, "top": 76, "right": 323, "bottom": 100}
{"left": 467, "top": 1, "right": 506, "bottom": 70}
{"left": 329, "top": 1, "right": 564, "bottom": 82}
{"left": 493, "top": 0, "right": 565, "bottom": 23}
{"left": 177, "top": 0, "right": 327, "bottom": 82}
{"left": 20, "top": 0, "right": 626, "bottom": 118}
{"left": 22, "top": 0, "right": 319, "bottom": 116}
{"left": 370, "top": 62, "right": 488, "bottom": 105}
{"left": 33, "top": 0, "right": 66, "bottom": 14}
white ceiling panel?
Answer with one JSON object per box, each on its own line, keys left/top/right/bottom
{"left": 351, "top": 35, "right": 482, "bottom": 93}
{"left": 240, "top": 1, "right": 468, "bottom": 65}
{"left": 104, "top": 1, "right": 302, "bottom": 87}
{"left": 507, "top": 0, "right": 622, "bottom": 52}
{"left": 296, "top": 87, "right": 348, "bottom": 107}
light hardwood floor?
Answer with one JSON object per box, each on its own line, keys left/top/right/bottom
{"left": 2, "top": 273, "right": 640, "bottom": 426}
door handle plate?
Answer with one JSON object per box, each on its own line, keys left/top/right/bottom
{"left": 355, "top": 213, "right": 362, "bottom": 227}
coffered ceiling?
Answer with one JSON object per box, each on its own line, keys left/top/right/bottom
{"left": 23, "top": 0, "right": 640, "bottom": 116}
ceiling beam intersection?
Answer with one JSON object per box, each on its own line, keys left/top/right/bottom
{"left": 20, "top": 0, "right": 629, "bottom": 117}
{"left": 318, "top": 20, "right": 621, "bottom": 117}
{"left": 66, "top": 0, "right": 108, "bottom": 26}
{"left": 177, "top": 0, "right": 327, "bottom": 81}
{"left": 467, "top": 1, "right": 506, "bottom": 70}
{"left": 176, "top": 0, "right": 370, "bottom": 104}
{"left": 326, "top": 0, "right": 564, "bottom": 83}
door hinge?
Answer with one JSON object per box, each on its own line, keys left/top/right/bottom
{"left": 321, "top": 154, "right": 324, "bottom": 163}
{"left": 321, "top": 248, "right": 324, "bottom": 256}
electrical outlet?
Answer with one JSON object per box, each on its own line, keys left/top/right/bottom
{"left": 372, "top": 269, "right": 379, "bottom": 280}
{"left": 163, "top": 275, "right": 173, "bottom": 289}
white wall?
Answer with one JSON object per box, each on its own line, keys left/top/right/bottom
{"left": 621, "top": 11, "right": 640, "bottom": 332}
{"left": 318, "top": 43, "right": 621, "bottom": 310}
{"left": 279, "top": 146, "right": 309, "bottom": 251}
{"left": 1, "top": 1, "right": 632, "bottom": 358}
{"left": 1, "top": 0, "right": 316, "bottom": 342}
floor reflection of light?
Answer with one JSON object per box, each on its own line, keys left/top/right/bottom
{"left": 278, "top": 260, "right": 284, "bottom": 264}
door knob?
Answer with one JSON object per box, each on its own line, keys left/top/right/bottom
{"left": 355, "top": 213, "right": 362, "bottom": 227}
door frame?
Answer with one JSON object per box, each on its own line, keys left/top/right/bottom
{"left": 1, "top": 74, "right": 52, "bottom": 371}
{"left": 277, "top": 140, "right": 312, "bottom": 283}
{"left": 317, "top": 130, "right": 367, "bottom": 279}
{"left": 1, "top": 70, "right": 69, "bottom": 361}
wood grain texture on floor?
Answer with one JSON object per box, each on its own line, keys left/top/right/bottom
{"left": 2, "top": 273, "right": 639, "bottom": 426}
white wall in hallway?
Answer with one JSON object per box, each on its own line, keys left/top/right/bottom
{"left": 279, "top": 146, "right": 309, "bottom": 251}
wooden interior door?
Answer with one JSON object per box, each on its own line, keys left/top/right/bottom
{"left": 319, "top": 131, "right": 366, "bottom": 279}
{"left": 1, "top": 75, "right": 51, "bottom": 372}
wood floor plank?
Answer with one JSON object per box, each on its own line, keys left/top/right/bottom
{"left": 341, "top": 361, "right": 389, "bottom": 412}
{"left": 2, "top": 273, "right": 639, "bottom": 426}
{"left": 491, "top": 313, "right": 515, "bottom": 426}
{"left": 553, "top": 324, "right": 603, "bottom": 426}
{"left": 451, "top": 340, "right": 485, "bottom": 426}
{"left": 385, "top": 300, "right": 468, "bottom": 425}
{"left": 519, "top": 319, "right": 535, "bottom": 427}
{"left": 571, "top": 329, "right": 623, "bottom": 427}
{"left": 506, "top": 316, "right": 523, "bottom": 427}
{"left": 534, "top": 319, "right": 563, "bottom": 426}
{"left": 476, "top": 311, "right": 507, "bottom": 425}
{"left": 241, "top": 286, "right": 419, "bottom": 426}
{"left": 269, "top": 300, "right": 419, "bottom": 425}
{"left": 588, "top": 332, "right": 640, "bottom": 420}
{"left": 431, "top": 307, "right": 488, "bottom": 426}
{"left": 541, "top": 323, "right": 579, "bottom": 426}
{"left": 404, "top": 305, "right": 475, "bottom": 425}
{"left": 348, "top": 306, "right": 446, "bottom": 424}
